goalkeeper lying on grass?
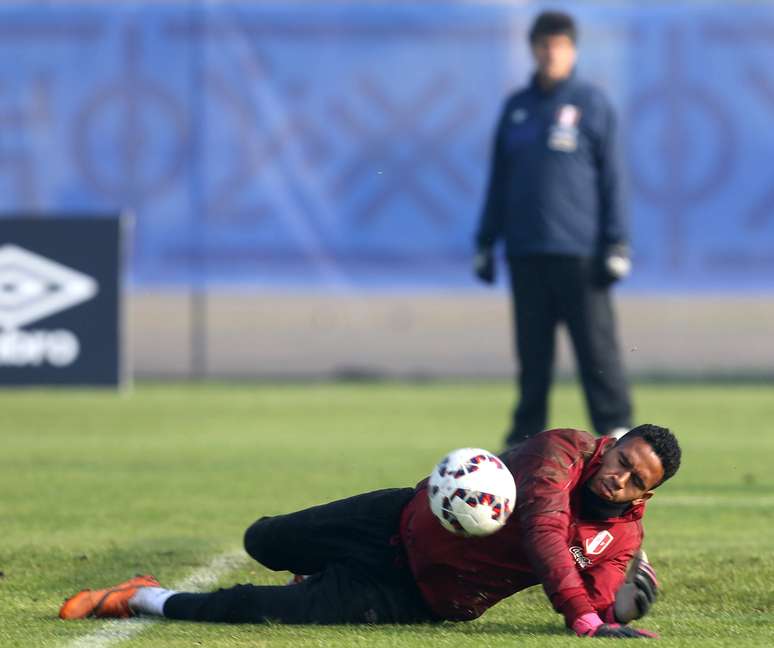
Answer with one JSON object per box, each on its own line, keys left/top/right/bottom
{"left": 60, "top": 424, "right": 680, "bottom": 639}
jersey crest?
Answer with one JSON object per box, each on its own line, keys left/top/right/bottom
{"left": 548, "top": 103, "right": 581, "bottom": 152}
{"left": 569, "top": 529, "right": 615, "bottom": 569}
{"left": 585, "top": 530, "right": 614, "bottom": 555}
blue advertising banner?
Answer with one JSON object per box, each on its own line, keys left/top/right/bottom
{"left": 0, "top": 218, "right": 124, "bottom": 386}
{"left": 0, "top": 2, "right": 771, "bottom": 293}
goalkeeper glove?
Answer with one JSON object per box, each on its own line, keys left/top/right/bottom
{"left": 614, "top": 550, "right": 659, "bottom": 623}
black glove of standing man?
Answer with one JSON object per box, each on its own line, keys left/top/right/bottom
{"left": 473, "top": 246, "right": 496, "bottom": 284}
{"left": 596, "top": 242, "right": 631, "bottom": 287}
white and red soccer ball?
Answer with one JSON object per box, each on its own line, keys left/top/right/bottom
{"left": 428, "top": 447, "right": 517, "bottom": 537}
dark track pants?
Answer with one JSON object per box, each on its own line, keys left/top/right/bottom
{"left": 163, "top": 488, "right": 436, "bottom": 624}
{"left": 505, "top": 255, "right": 632, "bottom": 445}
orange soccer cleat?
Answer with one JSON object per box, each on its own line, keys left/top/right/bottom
{"left": 59, "top": 574, "right": 160, "bottom": 620}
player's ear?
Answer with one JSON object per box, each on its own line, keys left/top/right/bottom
{"left": 631, "top": 491, "right": 654, "bottom": 506}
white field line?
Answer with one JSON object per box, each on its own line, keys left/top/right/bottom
{"left": 656, "top": 495, "right": 774, "bottom": 508}
{"left": 62, "top": 549, "right": 247, "bottom": 648}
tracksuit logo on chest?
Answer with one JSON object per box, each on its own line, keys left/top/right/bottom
{"left": 548, "top": 104, "right": 581, "bottom": 152}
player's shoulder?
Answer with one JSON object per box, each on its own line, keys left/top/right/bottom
{"left": 535, "top": 427, "right": 598, "bottom": 454}
{"left": 569, "top": 76, "right": 610, "bottom": 98}
{"left": 504, "top": 428, "right": 598, "bottom": 476}
{"left": 503, "top": 83, "right": 536, "bottom": 108}
{"left": 568, "top": 78, "right": 615, "bottom": 114}
{"left": 610, "top": 516, "right": 645, "bottom": 549}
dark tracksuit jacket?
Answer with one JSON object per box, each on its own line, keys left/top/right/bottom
{"left": 400, "top": 429, "right": 644, "bottom": 627}
{"left": 475, "top": 71, "right": 627, "bottom": 258}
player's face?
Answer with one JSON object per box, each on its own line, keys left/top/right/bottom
{"left": 588, "top": 437, "right": 665, "bottom": 504}
{"left": 531, "top": 34, "right": 576, "bottom": 84}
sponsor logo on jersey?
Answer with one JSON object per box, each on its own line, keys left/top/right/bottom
{"left": 569, "top": 545, "right": 592, "bottom": 569}
{"left": 0, "top": 244, "right": 98, "bottom": 367}
{"left": 585, "top": 530, "right": 614, "bottom": 556}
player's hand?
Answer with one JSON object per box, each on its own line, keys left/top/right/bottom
{"left": 615, "top": 550, "right": 659, "bottom": 623}
{"left": 595, "top": 243, "right": 631, "bottom": 287}
{"left": 473, "top": 247, "right": 496, "bottom": 284}
{"left": 572, "top": 612, "right": 658, "bottom": 639}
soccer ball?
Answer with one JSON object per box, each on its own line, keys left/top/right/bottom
{"left": 428, "top": 447, "right": 516, "bottom": 537}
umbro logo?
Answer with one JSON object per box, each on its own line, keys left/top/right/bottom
{"left": 511, "top": 108, "right": 528, "bottom": 124}
{"left": 0, "top": 244, "right": 98, "bottom": 330}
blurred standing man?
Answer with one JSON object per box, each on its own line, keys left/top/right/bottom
{"left": 474, "top": 11, "right": 632, "bottom": 448}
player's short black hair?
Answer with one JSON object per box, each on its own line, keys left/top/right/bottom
{"left": 529, "top": 10, "right": 578, "bottom": 45}
{"left": 619, "top": 424, "right": 682, "bottom": 487}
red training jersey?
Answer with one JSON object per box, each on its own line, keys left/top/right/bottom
{"left": 399, "top": 429, "right": 645, "bottom": 626}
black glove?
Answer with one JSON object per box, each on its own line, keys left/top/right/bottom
{"left": 595, "top": 243, "right": 631, "bottom": 287}
{"left": 572, "top": 612, "right": 658, "bottom": 639}
{"left": 614, "top": 550, "right": 659, "bottom": 623}
{"left": 473, "top": 247, "right": 496, "bottom": 284}
{"left": 593, "top": 624, "right": 659, "bottom": 639}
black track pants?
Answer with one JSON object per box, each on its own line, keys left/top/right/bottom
{"left": 163, "top": 488, "right": 436, "bottom": 624}
{"left": 505, "top": 255, "right": 632, "bottom": 444}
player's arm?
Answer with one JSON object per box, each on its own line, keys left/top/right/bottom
{"left": 529, "top": 527, "right": 658, "bottom": 638}
{"left": 473, "top": 104, "right": 509, "bottom": 284}
{"left": 593, "top": 94, "right": 630, "bottom": 287}
{"left": 512, "top": 434, "right": 599, "bottom": 628}
{"left": 581, "top": 549, "right": 632, "bottom": 619}
{"left": 583, "top": 548, "right": 660, "bottom": 631}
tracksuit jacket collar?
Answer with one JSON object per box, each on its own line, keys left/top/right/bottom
{"left": 529, "top": 67, "right": 577, "bottom": 96}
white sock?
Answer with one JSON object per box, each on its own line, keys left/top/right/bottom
{"left": 128, "top": 587, "right": 178, "bottom": 617}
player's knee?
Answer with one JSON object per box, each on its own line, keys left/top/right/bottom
{"left": 243, "top": 516, "right": 283, "bottom": 569}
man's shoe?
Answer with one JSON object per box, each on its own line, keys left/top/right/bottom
{"left": 59, "top": 574, "right": 160, "bottom": 620}
{"left": 606, "top": 427, "right": 629, "bottom": 440}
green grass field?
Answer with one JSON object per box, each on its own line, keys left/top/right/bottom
{"left": 1, "top": 382, "right": 772, "bottom": 647}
